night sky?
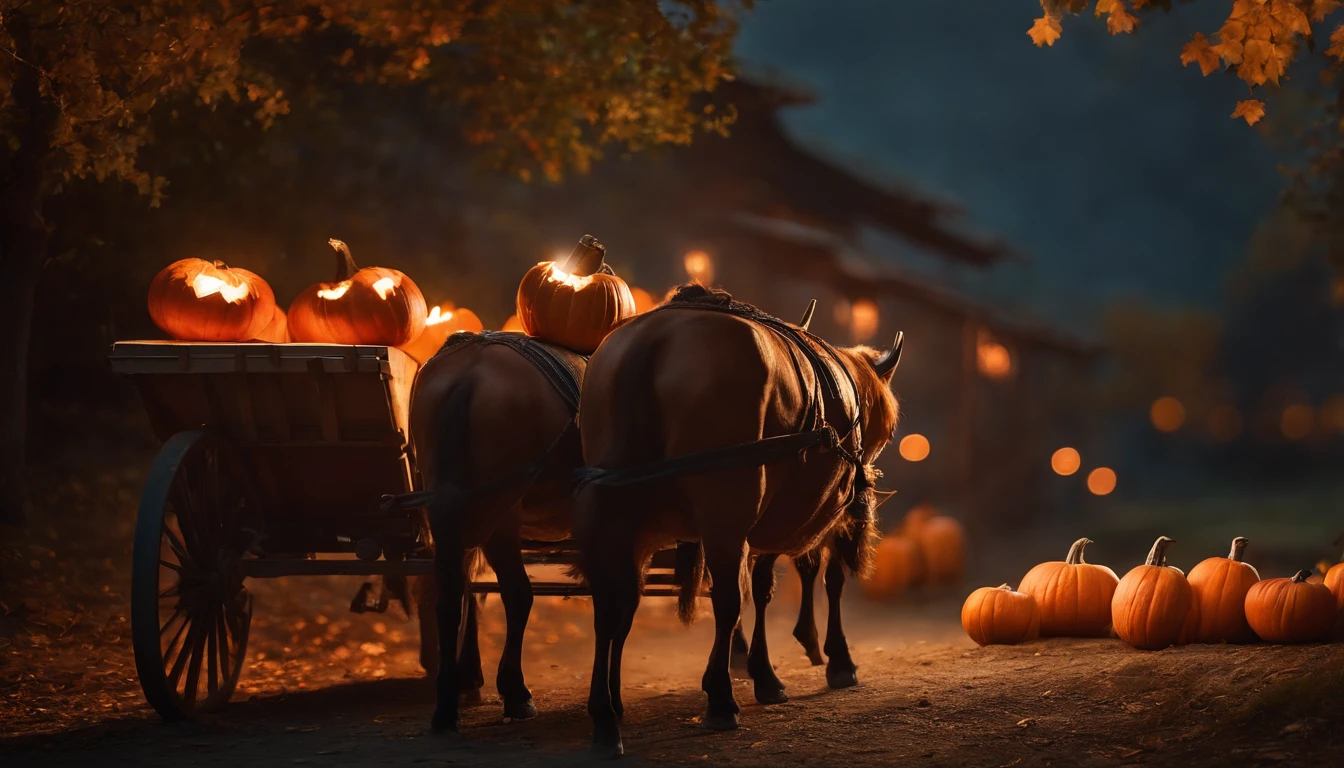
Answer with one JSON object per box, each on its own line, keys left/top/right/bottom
{"left": 733, "top": 0, "right": 1285, "bottom": 335}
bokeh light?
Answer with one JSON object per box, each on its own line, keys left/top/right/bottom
{"left": 899, "top": 433, "right": 930, "bottom": 462}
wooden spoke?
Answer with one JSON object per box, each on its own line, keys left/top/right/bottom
{"left": 206, "top": 617, "right": 219, "bottom": 699}
{"left": 166, "top": 618, "right": 203, "bottom": 691}
{"left": 217, "top": 606, "right": 231, "bottom": 695}
{"left": 182, "top": 619, "right": 207, "bottom": 709}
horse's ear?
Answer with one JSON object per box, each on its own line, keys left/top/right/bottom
{"left": 799, "top": 299, "right": 817, "bottom": 331}
{"left": 871, "top": 331, "right": 904, "bottom": 381}
{"left": 873, "top": 488, "right": 897, "bottom": 508}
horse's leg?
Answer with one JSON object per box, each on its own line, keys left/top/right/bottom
{"left": 578, "top": 487, "right": 634, "bottom": 758}
{"left": 701, "top": 539, "right": 747, "bottom": 730}
{"left": 792, "top": 550, "right": 825, "bottom": 666}
{"left": 414, "top": 575, "right": 440, "bottom": 678}
{"left": 823, "top": 552, "right": 859, "bottom": 689}
{"left": 482, "top": 524, "right": 536, "bottom": 720}
{"left": 730, "top": 621, "right": 750, "bottom": 677}
{"left": 428, "top": 505, "right": 466, "bottom": 733}
{"left": 747, "top": 552, "right": 787, "bottom": 704}
{"left": 607, "top": 557, "right": 642, "bottom": 725}
{"left": 456, "top": 591, "right": 484, "bottom": 705}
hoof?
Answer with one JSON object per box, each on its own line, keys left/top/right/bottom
{"left": 430, "top": 711, "right": 461, "bottom": 734}
{"left": 826, "top": 667, "right": 858, "bottom": 690}
{"left": 458, "top": 688, "right": 483, "bottom": 707}
{"left": 703, "top": 711, "right": 740, "bottom": 731}
{"left": 590, "top": 739, "right": 625, "bottom": 759}
{"left": 754, "top": 686, "right": 789, "bottom": 705}
{"left": 503, "top": 697, "right": 538, "bottom": 720}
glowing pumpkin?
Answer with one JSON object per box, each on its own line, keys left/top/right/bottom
{"left": 1018, "top": 538, "right": 1119, "bottom": 638}
{"left": 515, "top": 235, "right": 635, "bottom": 354}
{"left": 289, "top": 239, "right": 426, "bottom": 346}
{"left": 1245, "top": 570, "right": 1336, "bottom": 643}
{"left": 961, "top": 584, "right": 1039, "bottom": 646}
{"left": 1184, "top": 537, "right": 1260, "bottom": 644}
{"left": 1317, "top": 553, "right": 1344, "bottom": 640}
{"left": 400, "top": 304, "right": 484, "bottom": 364}
{"left": 902, "top": 505, "right": 965, "bottom": 586}
{"left": 148, "top": 258, "right": 276, "bottom": 341}
{"left": 630, "top": 286, "right": 657, "bottom": 314}
{"left": 501, "top": 315, "right": 525, "bottom": 332}
{"left": 1111, "top": 536, "right": 1192, "bottom": 651}
{"left": 254, "top": 305, "right": 289, "bottom": 343}
{"left": 861, "top": 533, "right": 923, "bottom": 600}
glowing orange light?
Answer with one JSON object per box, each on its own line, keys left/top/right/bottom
{"left": 1207, "top": 405, "right": 1241, "bottom": 442}
{"left": 1050, "top": 447, "right": 1081, "bottom": 476}
{"left": 629, "top": 287, "right": 657, "bottom": 314}
{"left": 1150, "top": 396, "right": 1186, "bottom": 433}
{"left": 371, "top": 276, "right": 397, "bottom": 299}
{"left": 502, "top": 314, "right": 525, "bottom": 332}
{"left": 189, "top": 270, "right": 250, "bottom": 304}
{"left": 1087, "top": 467, "right": 1117, "bottom": 496}
{"left": 317, "top": 281, "right": 352, "bottom": 300}
{"left": 976, "top": 332, "right": 1012, "bottom": 380}
{"left": 425, "top": 305, "right": 454, "bottom": 326}
{"left": 1280, "top": 403, "right": 1314, "bottom": 441}
{"left": 684, "top": 250, "right": 713, "bottom": 285}
{"left": 547, "top": 262, "right": 594, "bottom": 290}
{"left": 898, "top": 434, "right": 930, "bottom": 462}
{"left": 851, "top": 298, "right": 879, "bottom": 342}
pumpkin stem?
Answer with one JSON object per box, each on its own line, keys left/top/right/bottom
{"left": 996, "top": 583, "right": 1012, "bottom": 591}
{"left": 1228, "top": 537, "right": 1249, "bottom": 562}
{"left": 1291, "top": 569, "right": 1313, "bottom": 583}
{"left": 559, "top": 234, "right": 606, "bottom": 277}
{"left": 1064, "top": 537, "right": 1093, "bottom": 565}
{"left": 1144, "top": 536, "right": 1174, "bottom": 567}
{"left": 328, "top": 238, "right": 360, "bottom": 280}
{"left": 211, "top": 260, "right": 230, "bottom": 270}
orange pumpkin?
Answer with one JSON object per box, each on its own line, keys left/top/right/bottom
{"left": 148, "top": 258, "right": 276, "bottom": 341}
{"left": 903, "top": 505, "right": 965, "bottom": 586}
{"left": 501, "top": 314, "right": 525, "bottom": 332}
{"left": 1018, "top": 538, "right": 1119, "bottom": 638}
{"left": 861, "top": 533, "right": 923, "bottom": 600}
{"left": 630, "top": 286, "right": 658, "bottom": 314}
{"left": 1111, "top": 536, "right": 1193, "bottom": 651}
{"left": 1184, "top": 536, "right": 1260, "bottom": 644}
{"left": 1245, "top": 570, "right": 1336, "bottom": 643}
{"left": 288, "top": 239, "right": 426, "bottom": 346}
{"left": 254, "top": 305, "right": 289, "bottom": 343}
{"left": 1326, "top": 554, "right": 1344, "bottom": 640}
{"left": 516, "top": 235, "right": 636, "bottom": 354}
{"left": 400, "top": 304, "right": 484, "bottom": 364}
{"left": 961, "top": 584, "right": 1040, "bottom": 646}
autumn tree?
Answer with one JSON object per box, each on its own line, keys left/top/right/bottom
{"left": 0, "top": 0, "right": 745, "bottom": 524}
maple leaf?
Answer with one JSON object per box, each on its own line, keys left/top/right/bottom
{"left": 1028, "top": 14, "right": 1064, "bottom": 47}
{"left": 1269, "top": 0, "right": 1312, "bottom": 37}
{"left": 1181, "top": 33, "right": 1222, "bottom": 75}
{"left": 1231, "top": 98, "right": 1267, "bottom": 125}
{"left": 1107, "top": 3, "right": 1139, "bottom": 35}
{"left": 1329, "top": 24, "right": 1344, "bottom": 61}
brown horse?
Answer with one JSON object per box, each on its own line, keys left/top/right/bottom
{"left": 573, "top": 285, "right": 902, "bottom": 756}
{"left": 404, "top": 332, "right": 583, "bottom": 734}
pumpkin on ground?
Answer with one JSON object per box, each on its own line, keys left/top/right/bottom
{"left": 400, "top": 304, "right": 484, "bottom": 364}
{"left": 515, "top": 234, "right": 635, "bottom": 354}
{"left": 148, "top": 258, "right": 276, "bottom": 342}
{"left": 861, "top": 533, "right": 924, "bottom": 600}
{"left": 1184, "top": 536, "right": 1260, "bottom": 644}
{"left": 1111, "top": 536, "right": 1193, "bottom": 651}
{"left": 1245, "top": 570, "right": 1336, "bottom": 643}
{"left": 289, "top": 239, "right": 426, "bottom": 346}
{"left": 1018, "top": 537, "right": 1119, "bottom": 638}
{"left": 1326, "top": 551, "right": 1344, "bottom": 640}
{"left": 903, "top": 505, "right": 965, "bottom": 586}
{"left": 254, "top": 305, "right": 289, "bottom": 343}
{"left": 961, "top": 584, "right": 1040, "bottom": 646}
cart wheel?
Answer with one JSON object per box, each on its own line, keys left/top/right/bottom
{"left": 132, "top": 430, "right": 255, "bottom": 721}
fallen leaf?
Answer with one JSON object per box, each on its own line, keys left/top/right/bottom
{"left": 1028, "top": 15, "right": 1063, "bottom": 47}
{"left": 1232, "top": 98, "right": 1266, "bottom": 125}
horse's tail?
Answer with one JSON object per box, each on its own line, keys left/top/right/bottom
{"left": 832, "top": 464, "right": 878, "bottom": 578}
{"left": 674, "top": 541, "right": 704, "bottom": 626}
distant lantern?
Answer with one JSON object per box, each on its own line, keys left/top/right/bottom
{"left": 1050, "top": 447, "right": 1081, "bottom": 476}
{"left": 976, "top": 329, "right": 1012, "bottom": 380}
{"left": 1280, "top": 403, "right": 1314, "bottom": 441}
{"left": 851, "top": 298, "right": 879, "bottom": 342}
{"left": 684, "top": 250, "right": 713, "bottom": 285}
{"left": 1149, "top": 396, "right": 1186, "bottom": 433}
{"left": 1087, "top": 467, "right": 1117, "bottom": 496}
{"left": 899, "top": 433, "right": 930, "bottom": 462}
{"left": 1207, "top": 405, "right": 1242, "bottom": 442}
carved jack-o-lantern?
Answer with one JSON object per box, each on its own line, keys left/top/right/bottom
{"left": 515, "top": 235, "right": 635, "bottom": 354}
{"left": 400, "top": 304, "right": 485, "bottom": 364}
{"left": 289, "top": 239, "right": 426, "bottom": 346}
{"left": 148, "top": 258, "right": 276, "bottom": 341}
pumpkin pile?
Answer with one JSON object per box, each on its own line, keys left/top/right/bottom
{"left": 147, "top": 238, "right": 495, "bottom": 359}
{"left": 861, "top": 504, "right": 965, "bottom": 601}
{"left": 961, "top": 533, "right": 1344, "bottom": 648}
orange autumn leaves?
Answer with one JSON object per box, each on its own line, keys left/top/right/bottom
{"left": 1028, "top": 0, "right": 1344, "bottom": 125}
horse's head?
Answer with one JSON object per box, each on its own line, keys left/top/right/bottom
{"left": 838, "top": 332, "right": 903, "bottom": 465}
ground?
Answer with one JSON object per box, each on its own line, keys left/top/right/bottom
{"left": 2, "top": 406, "right": 1342, "bottom": 766}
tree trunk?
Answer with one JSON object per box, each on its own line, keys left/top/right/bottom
{"left": 0, "top": 10, "right": 57, "bottom": 526}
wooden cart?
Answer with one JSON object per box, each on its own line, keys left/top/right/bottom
{"left": 111, "top": 340, "right": 683, "bottom": 722}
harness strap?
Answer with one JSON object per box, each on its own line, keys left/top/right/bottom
{"left": 573, "top": 427, "right": 839, "bottom": 490}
